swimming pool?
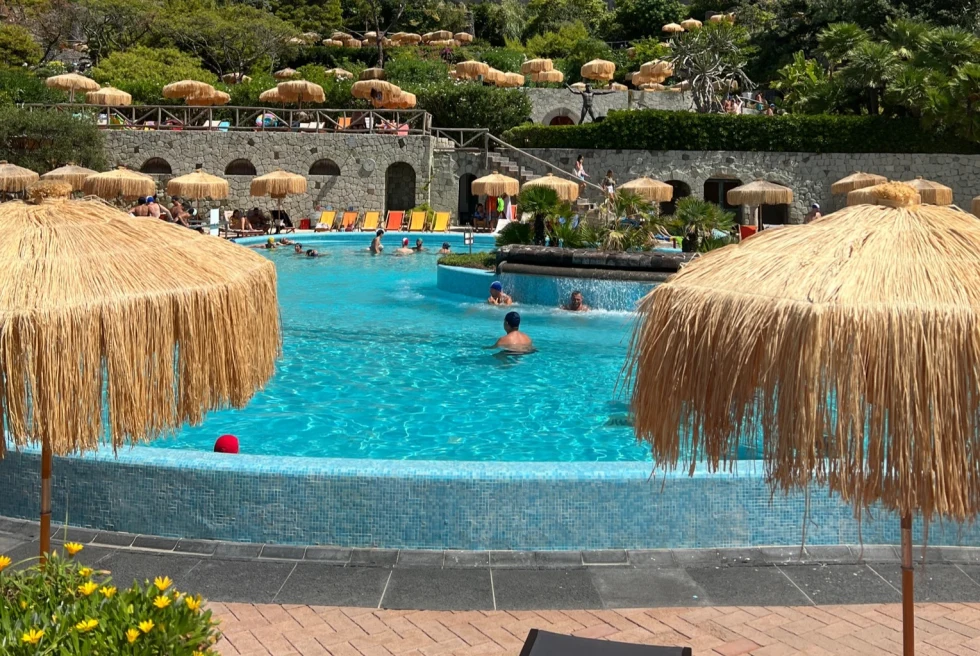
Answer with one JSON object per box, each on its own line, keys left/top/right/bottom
{"left": 154, "top": 233, "right": 651, "bottom": 462}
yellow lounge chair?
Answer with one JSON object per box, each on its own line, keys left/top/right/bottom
{"left": 361, "top": 211, "right": 381, "bottom": 231}
{"left": 314, "top": 210, "right": 336, "bottom": 232}
{"left": 432, "top": 212, "right": 450, "bottom": 232}
{"left": 408, "top": 210, "right": 426, "bottom": 231}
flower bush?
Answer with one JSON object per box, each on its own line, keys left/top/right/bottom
{"left": 0, "top": 545, "right": 220, "bottom": 655}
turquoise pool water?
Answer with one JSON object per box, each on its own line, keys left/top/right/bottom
{"left": 155, "top": 234, "right": 651, "bottom": 461}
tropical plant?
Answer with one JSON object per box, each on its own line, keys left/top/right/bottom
{"left": 0, "top": 24, "right": 43, "bottom": 67}
{"left": 669, "top": 196, "right": 735, "bottom": 252}
{"left": 816, "top": 22, "right": 868, "bottom": 77}
{"left": 669, "top": 22, "right": 753, "bottom": 114}
{"left": 517, "top": 186, "right": 570, "bottom": 246}
{"left": 472, "top": 0, "right": 526, "bottom": 46}
{"left": 883, "top": 18, "right": 930, "bottom": 61}
{"left": 547, "top": 217, "right": 585, "bottom": 248}
{"left": 841, "top": 40, "right": 900, "bottom": 114}
{"left": 438, "top": 252, "right": 497, "bottom": 270}
{"left": 494, "top": 220, "right": 533, "bottom": 246}
{"left": 413, "top": 82, "right": 531, "bottom": 135}
{"left": 606, "top": 0, "right": 683, "bottom": 42}
{"left": 772, "top": 51, "right": 838, "bottom": 114}
{"left": 271, "top": 0, "right": 343, "bottom": 36}
{"left": 75, "top": 0, "right": 160, "bottom": 64}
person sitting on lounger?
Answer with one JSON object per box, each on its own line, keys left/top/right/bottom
{"left": 488, "top": 281, "right": 512, "bottom": 306}
{"left": 370, "top": 229, "right": 384, "bottom": 254}
{"left": 413, "top": 238, "right": 425, "bottom": 252}
{"left": 395, "top": 238, "right": 414, "bottom": 255}
{"left": 494, "top": 311, "right": 532, "bottom": 351}
{"left": 230, "top": 209, "right": 252, "bottom": 232}
{"left": 437, "top": 242, "right": 451, "bottom": 255}
{"left": 562, "top": 290, "right": 590, "bottom": 312}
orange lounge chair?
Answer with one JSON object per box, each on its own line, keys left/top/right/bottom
{"left": 341, "top": 211, "right": 359, "bottom": 231}
{"left": 408, "top": 210, "right": 426, "bottom": 231}
{"left": 361, "top": 211, "right": 381, "bottom": 231}
{"left": 432, "top": 212, "right": 450, "bottom": 232}
{"left": 385, "top": 210, "right": 405, "bottom": 231}
{"left": 314, "top": 210, "right": 336, "bottom": 231}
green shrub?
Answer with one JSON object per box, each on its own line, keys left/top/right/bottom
{"left": 91, "top": 46, "right": 217, "bottom": 105}
{"left": 0, "top": 545, "right": 220, "bottom": 655}
{"left": 0, "top": 107, "right": 106, "bottom": 172}
{"left": 385, "top": 53, "right": 450, "bottom": 86}
{"left": 0, "top": 68, "right": 66, "bottom": 105}
{"left": 494, "top": 221, "right": 533, "bottom": 246}
{"left": 438, "top": 252, "right": 497, "bottom": 269}
{"left": 502, "top": 109, "right": 980, "bottom": 153}
{"left": 414, "top": 82, "right": 531, "bottom": 134}
{"left": 0, "top": 25, "right": 43, "bottom": 67}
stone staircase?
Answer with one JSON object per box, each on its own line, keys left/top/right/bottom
{"left": 486, "top": 150, "right": 595, "bottom": 213}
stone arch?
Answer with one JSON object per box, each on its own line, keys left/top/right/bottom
{"left": 225, "top": 159, "right": 257, "bottom": 176}
{"left": 140, "top": 157, "right": 172, "bottom": 175}
{"left": 309, "top": 158, "right": 341, "bottom": 176}
{"left": 385, "top": 162, "right": 416, "bottom": 212}
{"left": 542, "top": 107, "right": 578, "bottom": 126}
{"left": 660, "top": 179, "right": 692, "bottom": 216}
{"left": 703, "top": 176, "right": 744, "bottom": 224}
{"left": 458, "top": 173, "right": 478, "bottom": 225}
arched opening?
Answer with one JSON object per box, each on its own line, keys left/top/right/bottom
{"left": 225, "top": 159, "right": 257, "bottom": 176}
{"left": 759, "top": 187, "right": 791, "bottom": 227}
{"left": 385, "top": 162, "right": 416, "bottom": 212}
{"left": 660, "top": 180, "right": 692, "bottom": 216}
{"left": 309, "top": 159, "right": 341, "bottom": 176}
{"left": 458, "top": 173, "right": 477, "bottom": 225}
{"left": 542, "top": 107, "right": 577, "bottom": 126}
{"left": 703, "top": 177, "right": 743, "bottom": 223}
{"left": 140, "top": 157, "right": 172, "bottom": 175}
{"left": 550, "top": 116, "right": 575, "bottom": 126}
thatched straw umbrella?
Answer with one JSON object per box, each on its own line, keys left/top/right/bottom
{"left": 471, "top": 171, "right": 519, "bottom": 197}
{"left": 186, "top": 90, "right": 231, "bottom": 106}
{"left": 620, "top": 177, "right": 673, "bottom": 202}
{"left": 498, "top": 72, "right": 525, "bottom": 88}
{"left": 331, "top": 31, "right": 351, "bottom": 41}
{"left": 274, "top": 68, "right": 299, "bottom": 80}
{"left": 0, "top": 161, "right": 40, "bottom": 195}
{"left": 680, "top": 18, "right": 702, "bottom": 30}
{"left": 167, "top": 168, "right": 229, "bottom": 218}
{"left": 383, "top": 91, "right": 417, "bottom": 109}
{"left": 222, "top": 73, "right": 251, "bottom": 85}
{"left": 973, "top": 196, "right": 980, "bottom": 219}
{"left": 483, "top": 68, "right": 504, "bottom": 85}
{"left": 581, "top": 59, "right": 616, "bottom": 82}
{"left": 162, "top": 80, "right": 214, "bottom": 100}
{"left": 627, "top": 182, "right": 978, "bottom": 656}
{"left": 727, "top": 179, "right": 793, "bottom": 229}
{"left": 44, "top": 73, "right": 99, "bottom": 102}
{"left": 250, "top": 170, "right": 307, "bottom": 232}
{"left": 322, "top": 39, "right": 343, "bottom": 47}
{"left": 523, "top": 173, "right": 579, "bottom": 202}
{"left": 398, "top": 33, "right": 422, "bottom": 45}
{"left": 455, "top": 32, "right": 473, "bottom": 44}
{"left": 846, "top": 182, "right": 918, "bottom": 206}
{"left": 611, "top": 82, "right": 628, "bottom": 91}
{"left": 351, "top": 79, "right": 399, "bottom": 104}
{"left": 83, "top": 166, "right": 155, "bottom": 201}
{"left": 40, "top": 163, "right": 96, "bottom": 191}
{"left": 902, "top": 176, "right": 953, "bottom": 205}
{"left": 532, "top": 70, "right": 564, "bottom": 84}
{"left": 276, "top": 80, "right": 325, "bottom": 109}
{"left": 324, "top": 68, "right": 353, "bottom": 79}
{"left": 521, "top": 59, "right": 553, "bottom": 75}
{"left": 662, "top": 23, "right": 685, "bottom": 33}
{"left": 641, "top": 60, "right": 673, "bottom": 78}
{"left": 360, "top": 67, "right": 386, "bottom": 81}
{"left": 430, "top": 30, "right": 453, "bottom": 41}
{"left": 86, "top": 86, "right": 132, "bottom": 106}
{"left": 0, "top": 181, "right": 279, "bottom": 561}
{"left": 831, "top": 171, "right": 887, "bottom": 196}
{"left": 456, "top": 60, "right": 490, "bottom": 80}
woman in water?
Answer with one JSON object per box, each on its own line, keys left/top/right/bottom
{"left": 369, "top": 229, "right": 384, "bottom": 254}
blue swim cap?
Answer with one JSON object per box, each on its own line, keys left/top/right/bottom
{"left": 505, "top": 311, "right": 520, "bottom": 328}
{"left": 490, "top": 281, "right": 503, "bottom": 291}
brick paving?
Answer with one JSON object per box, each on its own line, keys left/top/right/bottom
{"left": 210, "top": 602, "right": 980, "bottom": 655}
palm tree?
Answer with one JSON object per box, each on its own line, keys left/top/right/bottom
{"left": 917, "top": 27, "right": 980, "bottom": 74}
{"left": 669, "top": 22, "right": 753, "bottom": 113}
{"left": 517, "top": 186, "right": 569, "bottom": 246}
{"left": 885, "top": 64, "right": 931, "bottom": 117}
{"left": 883, "top": 18, "right": 930, "bottom": 61}
{"left": 841, "top": 41, "right": 900, "bottom": 115}
{"left": 817, "top": 22, "right": 868, "bottom": 78}
{"left": 671, "top": 197, "right": 735, "bottom": 253}
{"left": 952, "top": 62, "right": 980, "bottom": 139}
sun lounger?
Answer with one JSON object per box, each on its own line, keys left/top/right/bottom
{"left": 519, "top": 630, "right": 691, "bottom": 656}
{"left": 408, "top": 211, "right": 426, "bottom": 231}
{"left": 385, "top": 210, "right": 405, "bottom": 231}
{"left": 315, "top": 210, "right": 336, "bottom": 231}
{"left": 361, "top": 211, "right": 381, "bottom": 231}
{"left": 341, "top": 211, "right": 359, "bottom": 231}
{"left": 432, "top": 212, "right": 450, "bottom": 232}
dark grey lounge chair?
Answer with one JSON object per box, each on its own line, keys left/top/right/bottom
{"left": 519, "top": 629, "right": 693, "bottom": 656}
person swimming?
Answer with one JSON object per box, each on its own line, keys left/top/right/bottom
{"left": 252, "top": 236, "right": 277, "bottom": 250}
{"left": 413, "top": 238, "right": 425, "bottom": 252}
{"left": 395, "top": 238, "right": 414, "bottom": 255}
{"left": 562, "top": 290, "right": 590, "bottom": 312}
{"left": 293, "top": 243, "right": 303, "bottom": 254}
{"left": 370, "top": 229, "right": 385, "bottom": 254}
{"left": 488, "top": 281, "right": 512, "bottom": 306}
{"left": 437, "top": 242, "right": 451, "bottom": 255}
{"left": 306, "top": 249, "right": 320, "bottom": 257}
{"left": 493, "top": 311, "right": 532, "bottom": 351}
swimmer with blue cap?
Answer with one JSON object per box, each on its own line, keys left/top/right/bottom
{"left": 494, "top": 311, "right": 532, "bottom": 350}
{"left": 487, "top": 281, "right": 512, "bottom": 306}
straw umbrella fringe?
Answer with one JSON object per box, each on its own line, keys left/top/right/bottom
{"left": 162, "top": 80, "right": 214, "bottom": 100}
{"left": 40, "top": 164, "right": 96, "bottom": 191}
{"left": 251, "top": 170, "right": 307, "bottom": 231}
{"left": 831, "top": 171, "right": 887, "bottom": 195}
{"left": 167, "top": 169, "right": 230, "bottom": 218}
{"left": 456, "top": 61, "right": 490, "bottom": 80}
{"left": 662, "top": 23, "right": 685, "bottom": 33}
{"left": 83, "top": 167, "right": 155, "bottom": 200}
{"left": 522, "top": 173, "right": 579, "bottom": 202}
{"left": 45, "top": 73, "right": 99, "bottom": 102}
{"left": 276, "top": 80, "right": 325, "bottom": 108}
{"left": 521, "top": 59, "right": 553, "bottom": 75}
{"left": 902, "top": 177, "right": 953, "bottom": 205}
{"left": 847, "top": 182, "right": 919, "bottom": 207}
{"left": 620, "top": 177, "right": 673, "bottom": 202}
{"left": 86, "top": 87, "right": 132, "bottom": 106}
{"left": 0, "top": 161, "right": 40, "bottom": 193}
{"left": 471, "top": 171, "right": 519, "bottom": 197}
{"left": 726, "top": 180, "right": 794, "bottom": 206}
{"left": 581, "top": 59, "right": 616, "bottom": 81}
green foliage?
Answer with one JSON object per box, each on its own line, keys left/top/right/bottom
{"left": 668, "top": 196, "right": 735, "bottom": 252}
{"left": 503, "top": 108, "right": 978, "bottom": 153}
{"left": 0, "top": 107, "right": 105, "bottom": 171}
{"left": 526, "top": 22, "right": 591, "bottom": 59}
{"left": 0, "top": 68, "right": 66, "bottom": 105}
{"left": 438, "top": 252, "right": 497, "bottom": 269}
{"left": 517, "top": 186, "right": 570, "bottom": 244}
{"left": 557, "top": 37, "right": 615, "bottom": 85}
{"left": 272, "top": 0, "right": 342, "bottom": 35}
{"left": 385, "top": 51, "right": 449, "bottom": 86}
{"left": 75, "top": 0, "right": 160, "bottom": 64}
{"left": 469, "top": 46, "right": 526, "bottom": 74}
{"left": 494, "top": 221, "right": 533, "bottom": 246}
{"left": 413, "top": 82, "right": 531, "bottom": 134}
{"left": 670, "top": 21, "right": 753, "bottom": 113}
{"left": 547, "top": 218, "right": 584, "bottom": 248}
{"left": 606, "top": 0, "right": 684, "bottom": 42}
{"left": 524, "top": 0, "right": 608, "bottom": 38}
{"left": 92, "top": 46, "right": 216, "bottom": 104}
{"left": 472, "top": 0, "right": 527, "bottom": 46}
{"left": 0, "top": 24, "right": 42, "bottom": 67}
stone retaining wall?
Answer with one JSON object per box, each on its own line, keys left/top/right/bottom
{"left": 524, "top": 88, "right": 693, "bottom": 125}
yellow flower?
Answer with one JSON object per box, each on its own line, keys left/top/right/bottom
{"left": 139, "top": 619, "right": 155, "bottom": 634}
{"left": 126, "top": 628, "right": 140, "bottom": 644}
{"left": 184, "top": 595, "right": 202, "bottom": 612}
{"left": 193, "top": 651, "right": 205, "bottom": 656}
{"left": 75, "top": 618, "right": 99, "bottom": 633}
{"left": 63, "top": 542, "right": 84, "bottom": 556}
{"left": 21, "top": 629, "right": 44, "bottom": 645}
{"left": 0, "top": 555, "right": 12, "bottom": 572}
{"left": 78, "top": 567, "right": 93, "bottom": 577}
{"left": 99, "top": 585, "right": 117, "bottom": 598}
{"left": 153, "top": 576, "right": 172, "bottom": 591}
{"left": 153, "top": 595, "right": 172, "bottom": 609}
{"left": 19, "top": 600, "right": 27, "bottom": 610}
{"left": 78, "top": 581, "right": 98, "bottom": 596}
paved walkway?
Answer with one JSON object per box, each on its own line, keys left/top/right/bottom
{"left": 210, "top": 602, "right": 980, "bottom": 655}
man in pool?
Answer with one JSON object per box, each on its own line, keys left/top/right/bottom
{"left": 563, "top": 290, "right": 590, "bottom": 312}
{"left": 437, "top": 242, "right": 451, "bottom": 255}
{"left": 293, "top": 243, "right": 303, "bottom": 254}
{"left": 494, "top": 311, "right": 532, "bottom": 350}
{"left": 413, "top": 238, "right": 425, "bottom": 252}
{"left": 370, "top": 229, "right": 384, "bottom": 254}
{"left": 395, "top": 238, "right": 414, "bottom": 255}
{"left": 488, "top": 281, "right": 512, "bottom": 306}
{"left": 306, "top": 248, "right": 321, "bottom": 257}
{"left": 252, "top": 237, "right": 277, "bottom": 250}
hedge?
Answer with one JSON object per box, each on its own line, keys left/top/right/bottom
{"left": 502, "top": 110, "right": 980, "bottom": 154}
{"left": 438, "top": 252, "right": 496, "bottom": 270}
{"left": 0, "top": 107, "right": 106, "bottom": 172}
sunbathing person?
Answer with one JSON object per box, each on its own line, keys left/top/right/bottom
{"left": 369, "top": 229, "right": 384, "bottom": 254}
{"left": 493, "top": 311, "right": 533, "bottom": 351}
{"left": 562, "top": 290, "right": 590, "bottom": 312}
{"left": 437, "top": 242, "right": 451, "bottom": 255}
{"left": 488, "top": 281, "right": 512, "bottom": 306}
{"left": 394, "top": 238, "right": 414, "bottom": 255}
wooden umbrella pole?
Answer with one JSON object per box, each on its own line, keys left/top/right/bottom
{"left": 901, "top": 512, "right": 915, "bottom": 656}
{"left": 39, "top": 441, "right": 52, "bottom": 564}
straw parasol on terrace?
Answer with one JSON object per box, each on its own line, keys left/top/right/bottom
{"left": 86, "top": 86, "right": 132, "bottom": 106}
{"left": 521, "top": 59, "right": 553, "bottom": 75}
{"left": 360, "top": 67, "right": 386, "bottom": 80}
{"left": 0, "top": 180, "right": 279, "bottom": 561}
{"left": 331, "top": 31, "right": 351, "bottom": 41}
{"left": 483, "top": 68, "right": 504, "bottom": 85}
{"left": 641, "top": 60, "right": 673, "bottom": 79}
{"left": 274, "top": 68, "right": 299, "bottom": 80}
{"left": 627, "top": 182, "right": 980, "bottom": 656}
{"left": 45, "top": 73, "right": 99, "bottom": 102}
{"left": 611, "top": 82, "right": 628, "bottom": 91}
{"left": 680, "top": 18, "right": 702, "bottom": 30}
{"left": 384, "top": 91, "right": 417, "bottom": 109}
{"left": 727, "top": 179, "right": 793, "bottom": 229}
{"left": 497, "top": 72, "right": 525, "bottom": 88}
{"left": 456, "top": 60, "right": 490, "bottom": 80}
{"left": 351, "top": 79, "right": 399, "bottom": 103}
{"left": 276, "top": 80, "right": 325, "bottom": 108}
{"left": 455, "top": 32, "right": 473, "bottom": 44}
{"left": 251, "top": 169, "right": 307, "bottom": 231}
{"left": 831, "top": 171, "right": 887, "bottom": 196}
{"left": 472, "top": 171, "right": 519, "bottom": 197}
{"left": 397, "top": 33, "right": 422, "bottom": 45}
{"left": 581, "top": 59, "right": 616, "bottom": 82}
{"left": 186, "top": 90, "right": 231, "bottom": 106}
{"left": 0, "top": 161, "right": 40, "bottom": 194}
{"left": 259, "top": 87, "right": 284, "bottom": 104}
{"left": 973, "top": 196, "right": 980, "bottom": 218}
{"left": 162, "top": 80, "right": 214, "bottom": 100}
{"left": 532, "top": 70, "right": 564, "bottom": 84}
{"left": 620, "top": 177, "right": 673, "bottom": 202}
{"left": 40, "top": 163, "right": 96, "bottom": 191}
{"left": 430, "top": 30, "right": 453, "bottom": 41}
{"left": 322, "top": 39, "right": 343, "bottom": 47}
{"left": 847, "top": 182, "right": 916, "bottom": 206}
{"left": 523, "top": 173, "right": 579, "bottom": 202}
{"left": 902, "top": 176, "right": 953, "bottom": 205}
{"left": 167, "top": 168, "right": 229, "bottom": 218}
{"left": 83, "top": 166, "right": 155, "bottom": 201}
{"left": 222, "top": 73, "right": 252, "bottom": 85}
{"left": 324, "top": 68, "right": 353, "bottom": 79}
{"left": 662, "top": 23, "right": 685, "bottom": 33}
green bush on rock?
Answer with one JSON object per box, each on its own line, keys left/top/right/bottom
{"left": 0, "top": 107, "right": 106, "bottom": 172}
{"left": 438, "top": 252, "right": 497, "bottom": 270}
